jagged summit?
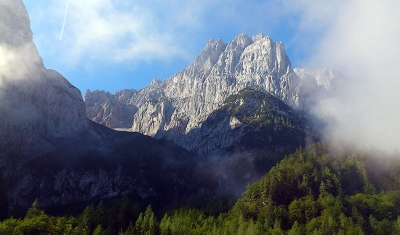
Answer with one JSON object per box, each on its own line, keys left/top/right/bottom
{"left": 150, "top": 78, "right": 162, "bottom": 85}
{"left": 187, "top": 32, "right": 292, "bottom": 79}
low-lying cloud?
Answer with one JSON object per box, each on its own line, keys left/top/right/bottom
{"left": 296, "top": 1, "right": 400, "bottom": 152}
{"left": 0, "top": 0, "right": 44, "bottom": 87}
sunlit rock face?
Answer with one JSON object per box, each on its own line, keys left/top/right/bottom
{"left": 85, "top": 33, "right": 339, "bottom": 148}
{"left": 86, "top": 33, "right": 298, "bottom": 136}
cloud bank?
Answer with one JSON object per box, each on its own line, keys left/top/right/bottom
{"left": 296, "top": 0, "right": 400, "bottom": 152}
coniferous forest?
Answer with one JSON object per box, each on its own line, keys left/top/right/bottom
{"left": 1, "top": 144, "right": 400, "bottom": 235}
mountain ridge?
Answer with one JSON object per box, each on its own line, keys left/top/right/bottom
{"left": 85, "top": 34, "right": 343, "bottom": 148}
{"left": 0, "top": 0, "right": 334, "bottom": 216}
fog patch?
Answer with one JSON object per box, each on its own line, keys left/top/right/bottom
{"left": 194, "top": 152, "right": 265, "bottom": 198}
{"left": 296, "top": 1, "right": 400, "bottom": 153}
{"left": 0, "top": 0, "right": 45, "bottom": 100}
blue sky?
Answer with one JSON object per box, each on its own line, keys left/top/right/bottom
{"left": 23, "top": 0, "right": 335, "bottom": 94}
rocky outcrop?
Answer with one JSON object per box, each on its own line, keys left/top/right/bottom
{"left": 85, "top": 89, "right": 138, "bottom": 128}
{"left": 179, "top": 88, "right": 314, "bottom": 154}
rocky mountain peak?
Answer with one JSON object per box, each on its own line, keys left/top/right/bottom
{"left": 88, "top": 34, "right": 303, "bottom": 140}
{"left": 240, "top": 34, "right": 292, "bottom": 78}
{"left": 232, "top": 33, "right": 251, "bottom": 45}
{"left": 251, "top": 33, "right": 264, "bottom": 42}
{"left": 85, "top": 33, "right": 338, "bottom": 148}
{"left": 150, "top": 78, "right": 162, "bottom": 86}
{"left": 0, "top": 1, "right": 331, "bottom": 215}
{"left": 187, "top": 38, "right": 227, "bottom": 75}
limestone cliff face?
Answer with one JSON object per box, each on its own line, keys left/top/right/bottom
{"left": 85, "top": 33, "right": 335, "bottom": 148}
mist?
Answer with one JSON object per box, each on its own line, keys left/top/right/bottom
{"left": 0, "top": 0, "right": 45, "bottom": 102}
{"left": 296, "top": 1, "right": 400, "bottom": 153}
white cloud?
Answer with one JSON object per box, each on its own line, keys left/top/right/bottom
{"left": 29, "top": 0, "right": 219, "bottom": 68}
{"left": 29, "top": 0, "right": 331, "bottom": 69}
{"left": 299, "top": 0, "right": 400, "bottom": 152}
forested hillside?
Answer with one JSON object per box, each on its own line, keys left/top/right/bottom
{"left": 2, "top": 144, "right": 400, "bottom": 234}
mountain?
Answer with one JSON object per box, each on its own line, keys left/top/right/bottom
{"left": 170, "top": 88, "right": 314, "bottom": 154}
{"left": 0, "top": 0, "right": 327, "bottom": 217}
{"left": 0, "top": 0, "right": 198, "bottom": 215}
{"left": 171, "top": 88, "right": 318, "bottom": 196}
{"left": 84, "top": 33, "right": 341, "bottom": 146}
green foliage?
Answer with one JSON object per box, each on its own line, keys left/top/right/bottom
{"left": 1, "top": 143, "right": 400, "bottom": 234}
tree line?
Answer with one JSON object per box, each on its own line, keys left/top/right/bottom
{"left": 1, "top": 143, "right": 400, "bottom": 234}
